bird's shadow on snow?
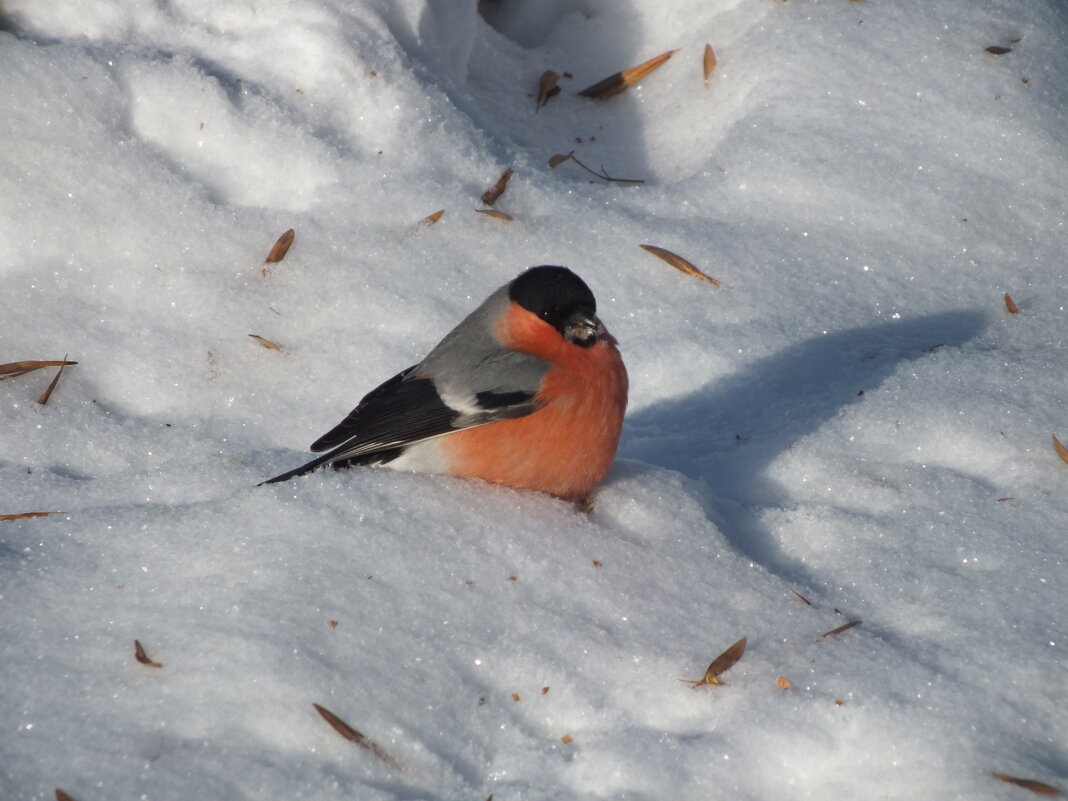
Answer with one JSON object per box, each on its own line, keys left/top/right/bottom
{"left": 619, "top": 310, "right": 988, "bottom": 586}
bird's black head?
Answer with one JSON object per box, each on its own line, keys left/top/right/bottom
{"left": 508, "top": 267, "right": 602, "bottom": 348}
{"left": 509, "top": 266, "right": 602, "bottom": 347}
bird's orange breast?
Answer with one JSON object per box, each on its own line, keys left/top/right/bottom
{"left": 440, "top": 303, "right": 628, "bottom": 501}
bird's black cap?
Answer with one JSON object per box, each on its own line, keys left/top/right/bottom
{"left": 509, "top": 266, "right": 597, "bottom": 333}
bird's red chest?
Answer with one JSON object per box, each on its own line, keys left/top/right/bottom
{"left": 441, "top": 305, "right": 628, "bottom": 501}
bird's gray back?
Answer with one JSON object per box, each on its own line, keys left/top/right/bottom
{"left": 416, "top": 285, "right": 548, "bottom": 407}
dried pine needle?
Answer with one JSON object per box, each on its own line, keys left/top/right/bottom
{"left": 550, "top": 151, "right": 646, "bottom": 183}
{"left": 1053, "top": 435, "right": 1068, "bottom": 465}
{"left": 703, "top": 44, "right": 717, "bottom": 84}
{"left": 37, "top": 354, "right": 70, "bottom": 405}
{"left": 579, "top": 50, "right": 676, "bottom": 100}
{"left": 790, "top": 588, "right": 813, "bottom": 606}
{"left": 640, "top": 244, "right": 719, "bottom": 285}
{"left": 249, "top": 334, "right": 283, "bottom": 351}
{"left": 475, "top": 209, "right": 514, "bottom": 221}
{"left": 481, "top": 169, "right": 513, "bottom": 206}
{"left": 681, "top": 636, "right": 747, "bottom": 687}
{"left": 312, "top": 703, "right": 398, "bottom": 766}
{"left": 702, "top": 636, "right": 747, "bottom": 682}
{"left": 1, "top": 512, "right": 56, "bottom": 521}
{"left": 134, "top": 639, "right": 163, "bottom": 668}
{"left": 822, "top": 620, "right": 862, "bottom": 638}
{"left": 265, "top": 229, "right": 295, "bottom": 263}
{"left": 536, "top": 71, "right": 560, "bottom": 108}
{"left": 992, "top": 773, "right": 1062, "bottom": 796}
{"left": 0, "top": 360, "right": 78, "bottom": 380}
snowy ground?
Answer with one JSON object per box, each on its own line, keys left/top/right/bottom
{"left": 1, "top": 0, "right": 1066, "bottom": 799}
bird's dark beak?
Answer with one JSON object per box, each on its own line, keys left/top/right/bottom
{"left": 564, "top": 306, "right": 603, "bottom": 347}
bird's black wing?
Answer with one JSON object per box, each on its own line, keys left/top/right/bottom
{"left": 260, "top": 363, "right": 537, "bottom": 485}
{"left": 310, "top": 366, "right": 422, "bottom": 452}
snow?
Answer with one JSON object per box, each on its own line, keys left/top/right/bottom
{"left": 1, "top": 0, "right": 1065, "bottom": 798}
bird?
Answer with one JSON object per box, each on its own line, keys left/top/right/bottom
{"left": 261, "top": 265, "right": 628, "bottom": 502}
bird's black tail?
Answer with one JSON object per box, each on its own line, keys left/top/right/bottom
{"left": 257, "top": 452, "right": 337, "bottom": 486}
{"left": 258, "top": 446, "right": 402, "bottom": 486}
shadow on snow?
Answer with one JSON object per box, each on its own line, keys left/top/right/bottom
{"left": 619, "top": 309, "right": 988, "bottom": 587}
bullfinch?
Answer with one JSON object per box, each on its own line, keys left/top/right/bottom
{"left": 261, "top": 265, "right": 628, "bottom": 501}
